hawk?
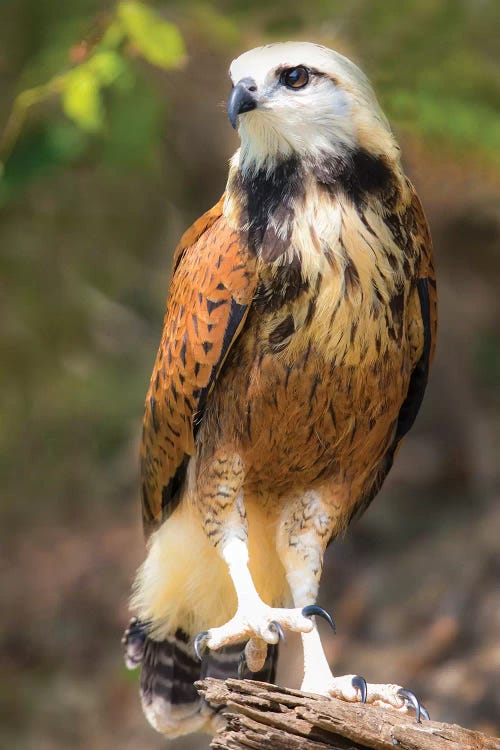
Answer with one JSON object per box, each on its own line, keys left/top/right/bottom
{"left": 123, "top": 41, "right": 437, "bottom": 738}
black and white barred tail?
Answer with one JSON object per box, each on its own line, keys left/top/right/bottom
{"left": 122, "top": 618, "right": 278, "bottom": 737}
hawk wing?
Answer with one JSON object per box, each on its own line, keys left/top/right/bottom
{"left": 140, "top": 197, "right": 257, "bottom": 536}
{"left": 393, "top": 184, "right": 437, "bottom": 444}
{"left": 351, "top": 182, "right": 437, "bottom": 520}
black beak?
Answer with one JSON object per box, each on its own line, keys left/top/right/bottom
{"left": 228, "top": 78, "right": 258, "bottom": 129}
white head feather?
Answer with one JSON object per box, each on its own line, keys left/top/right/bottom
{"left": 229, "top": 42, "right": 399, "bottom": 175}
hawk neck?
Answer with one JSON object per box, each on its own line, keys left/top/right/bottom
{"left": 224, "top": 146, "right": 402, "bottom": 267}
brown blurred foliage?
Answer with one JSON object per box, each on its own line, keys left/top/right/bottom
{"left": 0, "top": 2, "right": 499, "bottom": 748}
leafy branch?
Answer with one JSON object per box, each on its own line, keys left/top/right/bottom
{"left": 0, "top": 1, "right": 185, "bottom": 173}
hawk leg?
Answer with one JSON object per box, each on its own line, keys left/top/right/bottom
{"left": 299, "top": 626, "right": 428, "bottom": 719}
{"left": 195, "top": 537, "right": 314, "bottom": 655}
{"left": 194, "top": 453, "right": 313, "bottom": 659}
{"left": 276, "top": 490, "right": 429, "bottom": 720}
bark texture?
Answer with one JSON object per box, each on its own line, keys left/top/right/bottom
{"left": 196, "top": 678, "right": 500, "bottom": 750}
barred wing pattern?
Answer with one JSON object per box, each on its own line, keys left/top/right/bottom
{"left": 140, "top": 198, "right": 257, "bottom": 535}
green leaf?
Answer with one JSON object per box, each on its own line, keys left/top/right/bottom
{"left": 62, "top": 68, "right": 105, "bottom": 132}
{"left": 86, "top": 51, "right": 126, "bottom": 86}
{"left": 118, "top": 1, "right": 185, "bottom": 70}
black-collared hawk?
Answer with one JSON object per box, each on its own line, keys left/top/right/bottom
{"left": 123, "top": 41, "right": 437, "bottom": 738}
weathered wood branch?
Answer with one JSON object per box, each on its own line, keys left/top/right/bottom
{"left": 196, "top": 678, "right": 500, "bottom": 750}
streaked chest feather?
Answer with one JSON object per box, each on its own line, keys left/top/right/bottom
{"left": 209, "top": 323, "right": 411, "bottom": 497}
{"left": 213, "top": 171, "right": 421, "bottom": 490}
{"left": 240, "top": 188, "right": 418, "bottom": 368}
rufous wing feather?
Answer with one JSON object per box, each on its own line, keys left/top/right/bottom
{"left": 140, "top": 197, "right": 257, "bottom": 535}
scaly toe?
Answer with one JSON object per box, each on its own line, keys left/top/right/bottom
{"left": 354, "top": 681, "right": 428, "bottom": 720}
{"left": 203, "top": 605, "right": 313, "bottom": 651}
{"left": 244, "top": 637, "right": 268, "bottom": 672}
{"left": 327, "top": 676, "right": 427, "bottom": 719}
{"left": 328, "top": 675, "right": 363, "bottom": 702}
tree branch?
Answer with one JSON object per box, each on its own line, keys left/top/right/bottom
{"left": 196, "top": 678, "right": 500, "bottom": 750}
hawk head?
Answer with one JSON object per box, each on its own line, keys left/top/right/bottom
{"left": 228, "top": 42, "right": 399, "bottom": 175}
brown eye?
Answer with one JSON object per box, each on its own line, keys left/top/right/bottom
{"left": 281, "top": 66, "right": 309, "bottom": 89}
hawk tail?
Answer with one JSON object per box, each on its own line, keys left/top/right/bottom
{"left": 122, "top": 618, "right": 278, "bottom": 737}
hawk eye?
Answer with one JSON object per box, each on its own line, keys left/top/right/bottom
{"left": 281, "top": 66, "right": 309, "bottom": 89}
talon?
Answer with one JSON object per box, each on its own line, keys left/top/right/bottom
{"left": 269, "top": 621, "right": 286, "bottom": 643}
{"left": 194, "top": 631, "right": 209, "bottom": 661}
{"left": 397, "top": 688, "right": 425, "bottom": 722}
{"left": 302, "top": 605, "right": 336, "bottom": 633}
{"left": 420, "top": 704, "right": 430, "bottom": 721}
{"left": 351, "top": 675, "right": 367, "bottom": 703}
{"left": 238, "top": 651, "right": 246, "bottom": 679}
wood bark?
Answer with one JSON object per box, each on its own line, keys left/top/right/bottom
{"left": 196, "top": 678, "right": 500, "bottom": 750}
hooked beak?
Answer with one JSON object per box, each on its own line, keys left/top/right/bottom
{"left": 228, "top": 77, "right": 258, "bottom": 129}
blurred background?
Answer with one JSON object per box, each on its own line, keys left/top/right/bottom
{"left": 1, "top": 1, "right": 499, "bottom": 748}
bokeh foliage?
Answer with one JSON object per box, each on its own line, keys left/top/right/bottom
{"left": 2, "top": 0, "right": 500, "bottom": 202}
{"left": 0, "top": 1, "right": 185, "bottom": 203}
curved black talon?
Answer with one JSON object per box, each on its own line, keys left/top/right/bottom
{"left": 238, "top": 651, "right": 247, "bottom": 679}
{"left": 351, "top": 675, "right": 367, "bottom": 704}
{"left": 397, "top": 688, "right": 427, "bottom": 723}
{"left": 194, "top": 631, "right": 210, "bottom": 662}
{"left": 269, "top": 621, "right": 286, "bottom": 643}
{"left": 302, "top": 605, "right": 336, "bottom": 634}
{"left": 420, "top": 704, "right": 430, "bottom": 721}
